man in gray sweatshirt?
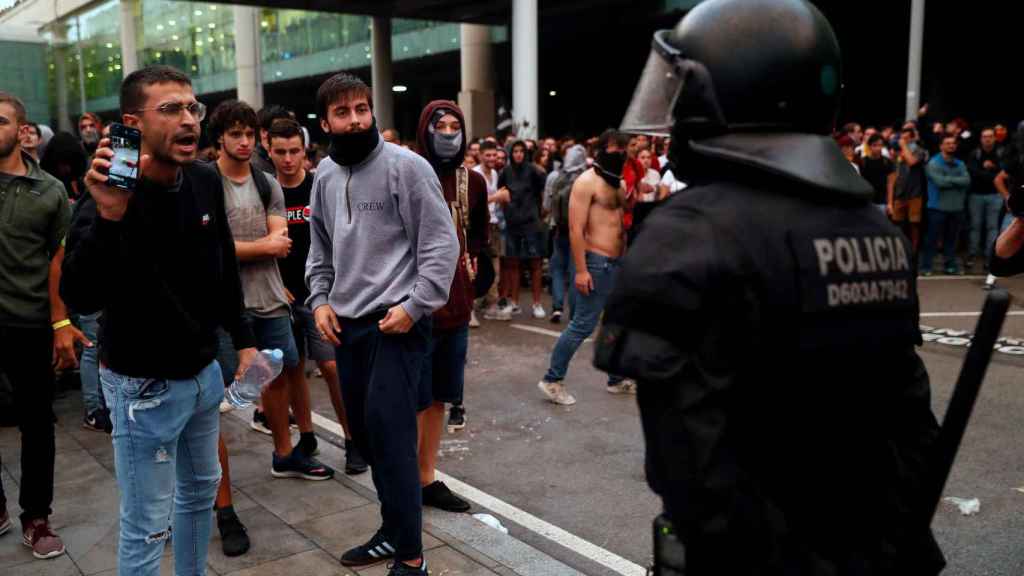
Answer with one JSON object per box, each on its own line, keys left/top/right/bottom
{"left": 306, "top": 73, "right": 458, "bottom": 576}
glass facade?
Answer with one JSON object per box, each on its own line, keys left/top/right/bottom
{"left": 0, "top": 39, "right": 49, "bottom": 123}
{"left": 42, "top": 0, "right": 507, "bottom": 118}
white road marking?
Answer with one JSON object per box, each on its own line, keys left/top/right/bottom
{"left": 510, "top": 323, "right": 592, "bottom": 342}
{"left": 307, "top": 410, "right": 645, "bottom": 576}
{"left": 921, "top": 311, "right": 1024, "bottom": 318}
{"left": 918, "top": 275, "right": 987, "bottom": 281}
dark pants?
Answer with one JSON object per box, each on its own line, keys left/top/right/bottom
{"left": 921, "top": 208, "right": 963, "bottom": 273}
{"left": 0, "top": 325, "right": 56, "bottom": 522}
{"left": 335, "top": 312, "right": 430, "bottom": 562}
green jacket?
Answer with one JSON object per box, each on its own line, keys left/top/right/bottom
{"left": 0, "top": 152, "right": 71, "bottom": 327}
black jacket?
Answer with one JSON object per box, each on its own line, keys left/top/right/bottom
{"left": 595, "top": 134, "right": 944, "bottom": 575}
{"left": 61, "top": 163, "right": 255, "bottom": 380}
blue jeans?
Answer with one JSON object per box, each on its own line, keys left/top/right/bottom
{"left": 544, "top": 252, "right": 623, "bottom": 386}
{"left": 968, "top": 194, "right": 1003, "bottom": 264}
{"left": 922, "top": 209, "right": 963, "bottom": 273}
{"left": 79, "top": 312, "right": 102, "bottom": 413}
{"left": 549, "top": 231, "right": 572, "bottom": 314}
{"left": 101, "top": 362, "right": 223, "bottom": 576}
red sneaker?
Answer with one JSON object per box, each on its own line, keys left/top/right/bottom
{"left": 22, "top": 518, "right": 65, "bottom": 559}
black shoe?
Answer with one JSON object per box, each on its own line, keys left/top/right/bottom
{"left": 217, "top": 508, "right": 250, "bottom": 557}
{"left": 447, "top": 405, "right": 466, "bottom": 432}
{"left": 388, "top": 558, "right": 428, "bottom": 575}
{"left": 550, "top": 310, "right": 562, "bottom": 324}
{"left": 345, "top": 438, "right": 369, "bottom": 475}
{"left": 272, "top": 449, "right": 334, "bottom": 480}
{"left": 250, "top": 410, "right": 272, "bottom": 435}
{"left": 422, "top": 480, "right": 471, "bottom": 513}
{"left": 340, "top": 530, "right": 395, "bottom": 567}
{"left": 83, "top": 408, "right": 111, "bottom": 434}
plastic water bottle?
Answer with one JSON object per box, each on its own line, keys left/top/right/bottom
{"left": 224, "top": 349, "right": 284, "bottom": 408}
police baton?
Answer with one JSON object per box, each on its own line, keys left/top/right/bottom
{"left": 923, "top": 289, "right": 1010, "bottom": 525}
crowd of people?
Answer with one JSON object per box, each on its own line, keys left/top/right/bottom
{"left": 1, "top": 60, "right": 1022, "bottom": 576}
{"left": 833, "top": 110, "right": 1023, "bottom": 287}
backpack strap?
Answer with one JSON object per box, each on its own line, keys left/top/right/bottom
{"left": 250, "top": 164, "right": 272, "bottom": 212}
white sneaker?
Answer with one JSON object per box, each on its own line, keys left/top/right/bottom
{"left": 509, "top": 303, "right": 522, "bottom": 316}
{"left": 984, "top": 274, "right": 997, "bottom": 290}
{"left": 537, "top": 380, "right": 576, "bottom": 406}
{"left": 219, "top": 400, "right": 234, "bottom": 413}
{"left": 483, "top": 305, "right": 512, "bottom": 321}
{"left": 469, "top": 310, "right": 481, "bottom": 328}
{"left": 606, "top": 380, "right": 637, "bottom": 395}
{"left": 532, "top": 304, "right": 546, "bottom": 319}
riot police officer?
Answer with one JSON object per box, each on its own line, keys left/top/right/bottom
{"left": 594, "top": 0, "right": 946, "bottom": 573}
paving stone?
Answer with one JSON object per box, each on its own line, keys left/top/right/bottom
{"left": 293, "top": 504, "right": 443, "bottom": 560}
{"left": 221, "top": 548, "right": 357, "bottom": 576}
{"left": 4, "top": 552, "right": 82, "bottom": 575}
{"left": 240, "top": 475, "right": 370, "bottom": 525}
{"left": 4, "top": 448, "right": 111, "bottom": 489}
{"left": 206, "top": 506, "right": 314, "bottom": 575}
{"left": 357, "top": 545, "right": 499, "bottom": 576}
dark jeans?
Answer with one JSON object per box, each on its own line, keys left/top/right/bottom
{"left": 922, "top": 208, "right": 963, "bottom": 273}
{"left": 0, "top": 325, "right": 56, "bottom": 522}
{"left": 335, "top": 312, "right": 431, "bottom": 562}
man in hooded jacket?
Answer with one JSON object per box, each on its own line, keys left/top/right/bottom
{"left": 413, "top": 101, "right": 489, "bottom": 512}
{"left": 544, "top": 144, "right": 588, "bottom": 323}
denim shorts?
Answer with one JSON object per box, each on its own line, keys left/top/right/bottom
{"left": 292, "top": 304, "right": 335, "bottom": 363}
{"left": 250, "top": 314, "right": 300, "bottom": 368}
{"left": 504, "top": 227, "right": 546, "bottom": 260}
{"left": 418, "top": 325, "right": 468, "bottom": 409}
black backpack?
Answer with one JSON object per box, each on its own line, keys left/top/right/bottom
{"left": 204, "top": 159, "right": 274, "bottom": 212}
{"left": 551, "top": 169, "right": 581, "bottom": 233}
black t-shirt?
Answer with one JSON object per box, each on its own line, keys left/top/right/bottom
{"left": 279, "top": 172, "right": 314, "bottom": 303}
{"left": 861, "top": 156, "right": 894, "bottom": 205}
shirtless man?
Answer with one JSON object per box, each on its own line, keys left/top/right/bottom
{"left": 538, "top": 130, "right": 633, "bottom": 406}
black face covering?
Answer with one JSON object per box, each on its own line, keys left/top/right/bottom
{"left": 328, "top": 117, "right": 381, "bottom": 166}
{"left": 595, "top": 150, "right": 626, "bottom": 188}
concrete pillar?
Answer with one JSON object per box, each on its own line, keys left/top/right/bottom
{"left": 118, "top": 0, "right": 139, "bottom": 76}
{"left": 51, "top": 23, "right": 72, "bottom": 131}
{"left": 905, "top": 0, "right": 925, "bottom": 121}
{"left": 371, "top": 16, "right": 395, "bottom": 132}
{"left": 233, "top": 5, "right": 263, "bottom": 109}
{"left": 458, "top": 23, "right": 495, "bottom": 140}
{"left": 512, "top": 0, "right": 538, "bottom": 140}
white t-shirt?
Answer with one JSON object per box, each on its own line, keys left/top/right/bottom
{"left": 640, "top": 168, "right": 661, "bottom": 202}
{"left": 473, "top": 164, "right": 500, "bottom": 224}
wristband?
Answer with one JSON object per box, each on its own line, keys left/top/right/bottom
{"left": 52, "top": 319, "right": 72, "bottom": 330}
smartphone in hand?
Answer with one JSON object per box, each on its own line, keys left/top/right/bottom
{"left": 106, "top": 123, "right": 142, "bottom": 191}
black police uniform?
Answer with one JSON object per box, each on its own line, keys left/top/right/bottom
{"left": 596, "top": 0, "right": 946, "bottom": 573}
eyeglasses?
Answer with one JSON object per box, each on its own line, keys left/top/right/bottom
{"left": 132, "top": 101, "right": 207, "bottom": 122}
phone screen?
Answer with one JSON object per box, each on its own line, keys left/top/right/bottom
{"left": 107, "top": 124, "right": 141, "bottom": 191}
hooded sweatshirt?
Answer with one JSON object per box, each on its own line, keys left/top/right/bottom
{"left": 416, "top": 100, "right": 490, "bottom": 331}
{"left": 305, "top": 129, "right": 459, "bottom": 322}
{"left": 544, "top": 144, "right": 588, "bottom": 233}
{"left": 498, "top": 140, "right": 547, "bottom": 235}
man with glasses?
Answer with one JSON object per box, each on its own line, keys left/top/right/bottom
{"left": 62, "top": 65, "right": 258, "bottom": 576}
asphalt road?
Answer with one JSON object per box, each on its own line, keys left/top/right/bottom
{"left": 299, "top": 273, "right": 1024, "bottom": 576}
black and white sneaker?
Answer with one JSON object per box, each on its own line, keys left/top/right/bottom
{"left": 388, "top": 558, "right": 429, "bottom": 575}
{"left": 550, "top": 310, "right": 562, "bottom": 324}
{"left": 447, "top": 405, "right": 466, "bottom": 432}
{"left": 340, "top": 530, "right": 395, "bottom": 567}
{"left": 250, "top": 410, "right": 272, "bottom": 435}
{"left": 271, "top": 449, "right": 334, "bottom": 480}
{"left": 83, "top": 408, "right": 112, "bottom": 434}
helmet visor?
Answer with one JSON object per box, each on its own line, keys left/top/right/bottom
{"left": 620, "top": 30, "right": 684, "bottom": 137}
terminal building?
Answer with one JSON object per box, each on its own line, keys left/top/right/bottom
{"left": 0, "top": 0, "right": 1015, "bottom": 144}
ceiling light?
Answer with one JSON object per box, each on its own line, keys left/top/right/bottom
{"left": 392, "top": 85, "right": 407, "bottom": 93}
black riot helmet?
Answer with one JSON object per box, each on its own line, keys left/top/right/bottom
{"left": 622, "top": 0, "right": 870, "bottom": 197}
{"left": 622, "top": 0, "right": 841, "bottom": 137}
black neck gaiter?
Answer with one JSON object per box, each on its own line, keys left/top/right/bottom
{"left": 328, "top": 118, "right": 381, "bottom": 166}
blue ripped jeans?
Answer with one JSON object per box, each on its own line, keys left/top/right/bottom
{"left": 100, "top": 361, "right": 223, "bottom": 576}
